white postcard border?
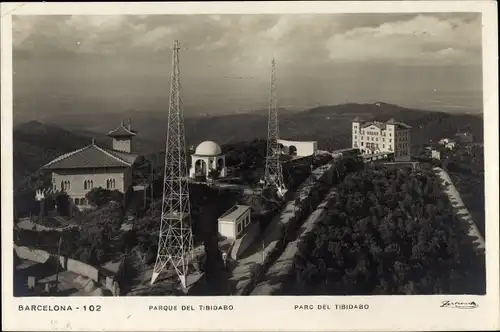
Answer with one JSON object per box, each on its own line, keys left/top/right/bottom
{"left": 1, "top": 2, "right": 499, "bottom": 331}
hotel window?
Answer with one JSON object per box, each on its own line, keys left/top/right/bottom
{"left": 383, "top": 144, "right": 385, "bottom": 148}
{"left": 361, "top": 142, "right": 364, "bottom": 146}
{"left": 237, "top": 222, "right": 242, "bottom": 234}
{"left": 389, "top": 139, "right": 392, "bottom": 143}
{"left": 354, "top": 136, "right": 357, "bottom": 140}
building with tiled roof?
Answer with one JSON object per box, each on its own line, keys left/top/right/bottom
{"left": 352, "top": 117, "right": 412, "bottom": 161}
{"left": 107, "top": 119, "right": 137, "bottom": 153}
{"left": 43, "top": 121, "right": 142, "bottom": 209}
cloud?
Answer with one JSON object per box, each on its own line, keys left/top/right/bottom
{"left": 325, "top": 14, "right": 482, "bottom": 65}
{"left": 13, "top": 13, "right": 482, "bottom": 67}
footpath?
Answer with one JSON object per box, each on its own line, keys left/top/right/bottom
{"left": 433, "top": 167, "right": 485, "bottom": 250}
{"left": 251, "top": 188, "right": 338, "bottom": 295}
{"left": 228, "top": 162, "right": 336, "bottom": 294}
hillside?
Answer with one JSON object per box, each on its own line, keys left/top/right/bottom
{"left": 13, "top": 121, "right": 94, "bottom": 189}
{"left": 13, "top": 102, "right": 484, "bottom": 192}
{"left": 13, "top": 121, "right": 161, "bottom": 188}
{"left": 40, "top": 102, "right": 483, "bottom": 152}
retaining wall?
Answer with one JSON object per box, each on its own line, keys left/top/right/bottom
{"left": 231, "top": 223, "right": 260, "bottom": 260}
{"left": 14, "top": 245, "right": 51, "bottom": 264}
{"left": 14, "top": 244, "right": 100, "bottom": 282}
{"left": 67, "top": 258, "right": 99, "bottom": 281}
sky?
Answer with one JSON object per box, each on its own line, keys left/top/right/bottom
{"left": 12, "top": 13, "right": 483, "bottom": 122}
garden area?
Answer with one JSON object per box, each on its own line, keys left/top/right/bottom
{"left": 15, "top": 188, "right": 130, "bottom": 267}
{"left": 282, "top": 164, "right": 485, "bottom": 295}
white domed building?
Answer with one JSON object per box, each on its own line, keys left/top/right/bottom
{"left": 189, "top": 140, "right": 227, "bottom": 179}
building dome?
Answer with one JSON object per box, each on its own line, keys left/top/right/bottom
{"left": 194, "top": 141, "right": 222, "bottom": 156}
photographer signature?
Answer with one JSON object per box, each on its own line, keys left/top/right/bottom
{"left": 440, "top": 300, "right": 478, "bottom": 309}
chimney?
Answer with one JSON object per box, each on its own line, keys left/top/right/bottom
{"left": 128, "top": 118, "right": 132, "bottom": 130}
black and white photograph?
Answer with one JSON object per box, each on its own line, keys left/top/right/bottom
{"left": 9, "top": 10, "right": 489, "bottom": 298}
{"left": 2, "top": 2, "right": 499, "bottom": 331}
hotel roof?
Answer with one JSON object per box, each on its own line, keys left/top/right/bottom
{"left": 358, "top": 119, "right": 412, "bottom": 130}
{"left": 43, "top": 143, "right": 139, "bottom": 170}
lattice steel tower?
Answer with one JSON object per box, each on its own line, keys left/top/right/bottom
{"left": 263, "top": 57, "right": 286, "bottom": 196}
{"left": 151, "top": 40, "right": 194, "bottom": 288}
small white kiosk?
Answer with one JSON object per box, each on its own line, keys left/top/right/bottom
{"left": 218, "top": 205, "right": 251, "bottom": 240}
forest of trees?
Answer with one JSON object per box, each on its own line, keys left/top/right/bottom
{"left": 285, "top": 165, "right": 485, "bottom": 295}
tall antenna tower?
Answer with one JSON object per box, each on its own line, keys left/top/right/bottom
{"left": 263, "top": 57, "right": 286, "bottom": 197}
{"left": 151, "top": 40, "right": 194, "bottom": 288}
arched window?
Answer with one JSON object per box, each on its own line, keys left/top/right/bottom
{"left": 112, "top": 179, "right": 115, "bottom": 189}
{"left": 75, "top": 198, "right": 80, "bottom": 206}
{"left": 84, "top": 180, "right": 87, "bottom": 190}
{"left": 61, "top": 181, "right": 64, "bottom": 190}
{"left": 90, "top": 180, "right": 93, "bottom": 189}
{"left": 106, "top": 179, "right": 110, "bottom": 189}
{"left": 81, "top": 198, "right": 87, "bottom": 206}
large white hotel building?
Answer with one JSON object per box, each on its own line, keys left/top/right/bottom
{"left": 352, "top": 117, "right": 412, "bottom": 161}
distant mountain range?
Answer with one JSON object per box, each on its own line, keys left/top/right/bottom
{"left": 13, "top": 102, "right": 483, "bottom": 189}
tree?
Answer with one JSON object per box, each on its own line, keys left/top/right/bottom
{"left": 86, "top": 188, "right": 124, "bottom": 208}
{"left": 56, "top": 192, "right": 70, "bottom": 217}
{"left": 288, "top": 165, "right": 485, "bottom": 296}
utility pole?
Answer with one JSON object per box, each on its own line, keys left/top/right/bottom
{"left": 150, "top": 156, "right": 154, "bottom": 211}
{"left": 261, "top": 240, "right": 265, "bottom": 263}
{"left": 151, "top": 40, "right": 194, "bottom": 290}
{"left": 54, "top": 236, "right": 63, "bottom": 294}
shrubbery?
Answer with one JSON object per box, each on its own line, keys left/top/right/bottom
{"left": 15, "top": 200, "right": 126, "bottom": 266}
{"left": 85, "top": 188, "right": 124, "bottom": 208}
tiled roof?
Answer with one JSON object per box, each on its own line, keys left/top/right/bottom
{"left": 43, "top": 144, "right": 139, "bottom": 170}
{"left": 360, "top": 120, "right": 411, "bottom": 130}
{"left": 361, "top": 122, "right": 386, "bottom": 130}
{"left": 107, "top": 125, "right": 137, "bottom": 137}
{"left": 394, "top": 122, "right": 412, "bottom": 129}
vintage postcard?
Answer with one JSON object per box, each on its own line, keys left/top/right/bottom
{"left": 1, "top": 1, "right": 499, "bottom": 331}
